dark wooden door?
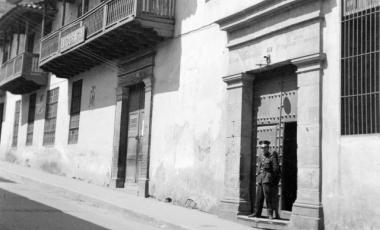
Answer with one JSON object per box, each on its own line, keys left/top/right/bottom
{"left": 252, "top": 66, "right": 297, "bottom": 219}
{"left": 125, "top": 84, "right": 145, "bottom": 184}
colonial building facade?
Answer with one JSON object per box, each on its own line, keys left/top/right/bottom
{"left": 0, "top": 0, "right": 379, "bottom": 230}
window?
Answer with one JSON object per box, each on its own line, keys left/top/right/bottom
{"left": 12, "top": 100, "right": 21, "bottom": 147}
{"left": 26, "top": 33, "right": 35, "bottom": 53}
{"left": 43, "top": 88, "right": 59, "bottom": 145}
{"left": 26, "top": 94, "right": 36, "bottom": 145}
{"left": 77, "top": 0, "right": 89, "bottom": 17}
{"left": 341, "top": 1, "right": 380, "bottom": 134}
{"left": 44, "top": 20, "right": 53, "bottom": 36}
{"left": 68, "top": 80, "right": 83, "bottom": 144}
{"left": 2, "top": 34, "right": 11, "bottom": 63}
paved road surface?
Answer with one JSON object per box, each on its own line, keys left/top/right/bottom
{"left": 0, "top": 176, "right": 165, "bottom": 230}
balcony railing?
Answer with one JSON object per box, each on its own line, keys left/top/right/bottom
{"left": 0, "top": 52, "right": 44, "bottom": 83}
{"left": 40, "top": 0, "right": 175, "bottom": 64}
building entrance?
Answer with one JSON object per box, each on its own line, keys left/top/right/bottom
{"left": 125, "top": 83, "right": 145, "bottom": 184}
{"left": 251, "top": 65, "right": 298, "bottom": 219}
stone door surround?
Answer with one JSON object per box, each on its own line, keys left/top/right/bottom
{"left": 219, "top": 53, "right": 325, "bottom": 230}
{"left": 110, "top": 52, "right": 154, "bottom": 197}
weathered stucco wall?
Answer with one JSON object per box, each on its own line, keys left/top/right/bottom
{"left": 322, "top": 0, "right": 380, "bottom": 229}
{"left": 0, "top": 1, "right": 378, "bottom": 227}
{"left": 0, "top": 63, "right": 117, "bottom": 186}
{"left": 149, "top": 23, "right": 228, "bottom": 212}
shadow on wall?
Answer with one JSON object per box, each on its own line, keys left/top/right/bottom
{"left": 20, "top": 88, "right": 47, "bottom": 126}
{"left": 65, "top": 66, "right": 118, "bottom": 114}
{"left": 18, "top": 66, "right": 118, "bottom": 127}
{"left": 153, "top": 0, "right": 198, "bottom": 94}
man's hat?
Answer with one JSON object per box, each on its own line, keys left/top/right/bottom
{"left": 259, "top": 140, "right": 270, "bottom": 148}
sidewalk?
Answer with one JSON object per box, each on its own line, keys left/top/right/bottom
{"left": 0, "top": 161, "right": 253, "bottom": 230}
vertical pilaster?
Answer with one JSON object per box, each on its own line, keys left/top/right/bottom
{"left": 110, "top": 86, "right": 129, "bottom": 188}
{"left": 137, "top": 75, "right": 153, "bottom": 197}
{"left": 289, "top": 54, "right": 325, "bottom": 230}
{"left": 218, "top": 73, "right": 254, "bottom": 219}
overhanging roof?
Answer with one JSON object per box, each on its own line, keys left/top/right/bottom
{"left": 0, "top": 2, "right": 44, "bottom": 30}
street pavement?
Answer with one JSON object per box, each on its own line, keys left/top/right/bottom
{"left": 0, "top": 175, "right": 166, "bottom": 230}
{"left": 0, "top": 161, "right": 253, "bottom": 230}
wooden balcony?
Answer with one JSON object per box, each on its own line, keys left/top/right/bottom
{"left": 40, "top": 0, "right": 175, "bottom": 78}
{"left": 0, "top": 52, "right": 48, "bottom": 94}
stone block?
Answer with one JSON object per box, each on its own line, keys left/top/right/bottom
{"left": 295, "top": 189, "right": 320, "bottom": 205}
{"left": 297, "top": 167, "right": 320, "bottom": 190}
{"left": 223, "top": 186, "right": 240, "bottom": 199}
{"left": 227, "top": 87, "right": 244, "bottom": 105}
{"left": 226, "top": 120, "right": 242, "bottom": 138}
{"left": 297, "top": 124, "right": 320, "bottom": 148}
{"left": 288, "top": 213, "right": 323, "bottom": 230}
{"left": 239, "top": 154, "right": 252, "bottom": 175}
{"left": 297, "top": 147, "right": 320, "bottom": 166}
{"left": 292, "top": 200, "right": 322, "bottom": 217}
{"left": 297, "top": 70, "right": 321, "bottom": 87}
{"left": 240, "top": 136, "right": 252, "bottom": 155}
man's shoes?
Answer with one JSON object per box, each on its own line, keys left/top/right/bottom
{"left": 268, "top": 211, "right": 274, "bottom": 220}
{"left": 248, "top": 213, "right": 261, "bottom": 218}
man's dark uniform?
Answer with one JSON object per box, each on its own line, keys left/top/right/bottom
{"left": 251, "top": 141, "right": 280, "bottom": 219}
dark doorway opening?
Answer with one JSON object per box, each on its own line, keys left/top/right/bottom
{"left": 249, "top": 65, "right": 298, "bottom": 220}
{"left": 281, "top": 122, "right": 297, "bottom": 211}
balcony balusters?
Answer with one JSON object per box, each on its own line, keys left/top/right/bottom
{"left": 0, "top": 53, "right": 44, "bottom": 83}
{"left": 40, "top": 0, "right": 175, "bottom": 64}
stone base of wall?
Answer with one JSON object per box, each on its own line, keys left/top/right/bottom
{"left": 110, "top": 178, "right": 124, "bottom": 188}
{"left": 217, "top": 198, "right": 251, "bottom": 220}
{"left": 288, "top": 203, "right": 323, "bottom": 230}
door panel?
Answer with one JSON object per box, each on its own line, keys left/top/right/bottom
{"left": 252, "top": 66, "right": 297, "bottom": 217}
{"left": 125, "top": 84, "right": 145, "bottom": 184}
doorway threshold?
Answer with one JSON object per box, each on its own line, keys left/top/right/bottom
{"left": 237, "top": 215, "right": 289, "bottom": 230}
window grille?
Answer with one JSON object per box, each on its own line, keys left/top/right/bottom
{"left": 43, "top": 88, "right": 59, "bottom": 145}
{"left": 341, "top": 1, "right": 380, "bottom": 135}
{"left": 12, "top": 100, "right": 21, "bottom": 147}
{"left": 68, "top": 80, "right": 83, "bottom": 144}
{"left": 26, "top": 94, "right": 36, "bottom": 145}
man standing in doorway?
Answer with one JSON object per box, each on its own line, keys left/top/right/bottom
{"left": 249, "top": 140, "right": 280, "bottom": 219}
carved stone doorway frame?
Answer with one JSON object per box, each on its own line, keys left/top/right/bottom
{"left": 110, "top": 52, "right": 154, "bottom": 197}
{"left": 219, "top": 54, "right": 325, "bottom": 230}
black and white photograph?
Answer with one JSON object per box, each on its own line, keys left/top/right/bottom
{"left": 0, "top": 0, "right": 379, "bottom": 229}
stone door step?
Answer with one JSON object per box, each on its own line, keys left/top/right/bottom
{"left": 237, "top": 215, "right": 289, "bottom": 230}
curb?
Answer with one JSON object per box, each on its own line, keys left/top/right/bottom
{"left": 0, "top": 167, "right": 195, "bottom": 230}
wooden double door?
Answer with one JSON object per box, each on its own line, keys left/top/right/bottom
{"left": 252, "top": 66, "right": 298, "bottom": 219}
{"left": 125, "top": 83, "right": 145, "bottom": 184}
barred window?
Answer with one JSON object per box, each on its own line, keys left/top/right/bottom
{"left": 341, "top": 1, "right": 380, "bottom": 135}
{"left": 12, "top": 100, "right": 21, "bottom": 147}
{"left": 26, "top": 94, "right": 36, "bottom": 145}
{"left": 68, "top": 80, "right": 82, "bottom": 144}
{"left": 43, "top": 88, "right": 59, "bottom": 145}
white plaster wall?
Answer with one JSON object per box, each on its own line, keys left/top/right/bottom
{"left": 176, "top": 0, "right": 263, "bottom": 35}
{"left": 149, "top": 24, "right": 228, "bottom": 212}
{"left": 0, "top": 63, "right": 117, "bottom": 187}
{"left": 0, "top": 92, "right": 21, "bottom": 151}
{"left": 322, "top": 0, "right": 380, "bottom": 229}
{"left": 65, "top": 64, "right": 118, "bottom": 185}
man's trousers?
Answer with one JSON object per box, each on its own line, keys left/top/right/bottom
{"left": 254, "top": 182, "right": 273, "bottom": 217}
